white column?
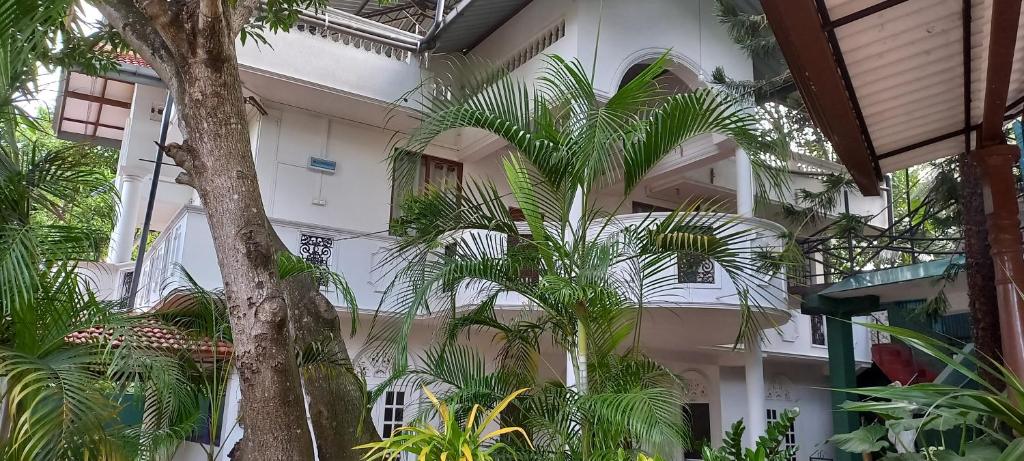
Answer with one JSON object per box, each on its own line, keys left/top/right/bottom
{"left": 566, "top": 186, "right": 587, "bottom": 392}
{"left": 107, "top": 175, "right": 144, "bottom": 264}
{"left": 736, "top": 148, "right": 765, "bottom": 446}
{"left": 744, "top": 340, "right": 767, "bottom": 448}
{"left": 735, "top": 148, "right": 754, "bottom": 217}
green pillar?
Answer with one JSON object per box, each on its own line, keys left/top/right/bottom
{"left": 826, "top": 314, "right": 860, "bottom": 461}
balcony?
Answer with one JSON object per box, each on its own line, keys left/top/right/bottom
{"left": 450, "top": 212, "right": 792, "bottom": 347}
{"left": 131, "top": 205, "right": 397, "bottom": 311}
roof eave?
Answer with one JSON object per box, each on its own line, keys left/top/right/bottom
{"left": 761, "top": 0, "right": 881, "bottom": 196}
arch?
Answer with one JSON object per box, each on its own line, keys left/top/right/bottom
{"left": 605, "top": 48, "right": 709, "bottom": 96}
{"left": 680, "top": 369, "right": 712, "bottom": 403}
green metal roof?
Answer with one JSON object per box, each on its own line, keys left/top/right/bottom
{"left": 820, "top": 257, "right": 963, "bottom": 296}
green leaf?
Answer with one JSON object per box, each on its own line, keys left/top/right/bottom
{"left": 997, "top": 439, "right": 1024, "bottom": 461}
{"left": 830, "top": 424, "right": 889, "bottom": 453}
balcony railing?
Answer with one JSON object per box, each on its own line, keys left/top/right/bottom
{"left": 450, "top": 213, "right": 790, "bottom": 311}
{"left": 131, "top": 205, "right": 397, "bottom": 311}
{"left": 292, "top": 17, "right": 413, "bottom": 62}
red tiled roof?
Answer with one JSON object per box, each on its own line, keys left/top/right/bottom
{"left": 65, "top": 320, "right": 232, "bottom": 361}
{"left": 114, "top": 52, "right": 151, "bottom": 68}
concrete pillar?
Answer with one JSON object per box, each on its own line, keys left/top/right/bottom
{"left": 971, "top": 144, "right": 1024, "bottom": 381}
{"left": 735, "top": 148, "right": 754, "bottom": 217}
{"left": 737, "top": 147, "right": 765, "bottom": 446}
{"left": 107, "top": 175, "right": 144, "bottom": 264}
{"left": 743, "top": 340, "right": 766, "bottom": 448}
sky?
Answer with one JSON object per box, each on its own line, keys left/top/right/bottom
{"left": 25, "top": 3, "right": 105, "bottom": 115}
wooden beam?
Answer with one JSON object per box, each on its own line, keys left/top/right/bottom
{"left": 61, "top": 117, "right": 125, "bottom": 131}
{"left": 64, "top": 90, "right": 132, "bottom": 109}
{"left": 827, "top": 0, "right": 911, "bottom": 30}
{"left": 761, "top": 0, "right": 880, "bottom": 195}
{"left": 979, "top": 0, "right": 1022, "bottom": 146}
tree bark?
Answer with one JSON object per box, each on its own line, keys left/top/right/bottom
{"left": 170, "top": 62, "right": 316, "bottom": 460}
{"left": 95, "top": 2, "right": 313, "bottom": 459}
{"left": 273, "top": 234, "right": 381, "bottom": 458}
{"left": 93, "top": 2, "right": 380, "bottom": 458}
{"left": 957, "top": 153, "right": 1003, "bottom": 386}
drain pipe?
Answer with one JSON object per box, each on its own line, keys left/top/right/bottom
{"left": 292, "top": 0, "right": 450, "bottom": 53}
{"left": 415, "top": 0, "right": 447, "bottom": 52}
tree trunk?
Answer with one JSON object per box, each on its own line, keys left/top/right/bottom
{"left": 273, "top": 233, "right": 381, "bottom": 459}
{"left": 167, "top": 56, "right": 316, "bottom": 459}
{"left": 94, "top": 2, "right": 379, "bottom": 457}
{"left": 957, "top": 153, "right": 1003, "bottom": 386}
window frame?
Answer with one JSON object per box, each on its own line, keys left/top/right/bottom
{"left": 389, "top": 152, "right": 464, "bottom": 234}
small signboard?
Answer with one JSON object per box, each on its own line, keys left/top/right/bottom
{"left": 309, "top": 156, "right": 337, "bottom": 174}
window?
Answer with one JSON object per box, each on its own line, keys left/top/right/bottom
{"left": 390, "top": 152, "right": 463, "bottom": 231}
{"left": 380, "top": 390, "right": 406, "bottom": 438}
{"left": 507, "top": 233, "right": 540, "bottom": 284}
{"left": 678, "top": 252, "right": 715, "bottom": 284}
{"left": 811, "top": 315, "right": 827, "bottom": 346}
{"left": 683, "top": 403, "right": 711, "bottom": 460}
{"left": 300, "top": 233, "right": 334, "bottom": 289}
{"left": 766, "top": 409, "right": 796, "bottom": 461}
{"left": 632, "top": 201, "right": 672, "bottom": 214}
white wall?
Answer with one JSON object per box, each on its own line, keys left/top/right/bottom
{"left": 763, "top": 364, "right": 837, "bottom": 461}
{"left": 763, "top": 310, "right": 873, "bottom": 365}
{"left": 579, "top": 0, "right": 752, "bottom": 97}
{"left": 253, "top": 105, "right": 465, "bottom": 234}
{"left": 719, "top": 362, "right": 837, "bottom": 461}
{"left": 236, "top": 27, "right": 425, "bottom": 108}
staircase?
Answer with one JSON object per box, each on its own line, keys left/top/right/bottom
{"left": 871, "top": 343, "right": 938, "bottom": 385}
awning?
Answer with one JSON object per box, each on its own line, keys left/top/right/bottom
{"left": 54, "top": 71, "right": 134, "bottom": 148}
{"left": 761, "top": 0, "right": 1024, "bottom": 195}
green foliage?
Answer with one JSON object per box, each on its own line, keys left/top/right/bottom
{"left": 357, "top": 387, "right": 531, "bottom": 461}
{"left": 372, "top": 53, "right": 793, "bottom": 461}
{"left": 0, "top": 262, "right": 203, "bottom": 460}
{"left": 713, "top": 0, "right": 780, "bottom": 60}
{"left": 701, "top": 409, "right": 799, "bottom": 461}
{"left": 830, "top": 424, "right": 890, "bottom": 453}
{"left": 830, "top": 323, "right": 1024, "bottom": 459}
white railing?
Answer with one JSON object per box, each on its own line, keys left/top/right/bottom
{"left": 292, "top": 14, "right": 414, "bottom": 62}
{"left": 131, "top": 205, "right": 398, "bottom": 311}
{"left": 788, "top": 152, "right": 844, "bottom": 175}
{"left": 501, "top": 19, "right": 566, "bottom": 73}
{"left": 450, "top": 213, "right": 790, "bottom": 311}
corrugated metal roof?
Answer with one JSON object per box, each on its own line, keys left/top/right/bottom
{"left": 830, "top": 0, "right": 1023, "bottom": 173}
{"left": 432, "top": 0, "right": 532, "bottom": 53}
{"left": 765, "top": 0, "right": 1024, "bottom": 183}
{"left": 325, "top": 0, "right": 531, "bottom": 53}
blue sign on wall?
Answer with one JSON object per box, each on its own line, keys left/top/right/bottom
{"left": 309, "top": 156, "right": 337, "bottom": 173}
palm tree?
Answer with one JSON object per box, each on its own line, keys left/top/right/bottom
{"left": 0, "top": 263, "right": 203, "bottom": 460}
{"left": 370, "top": 54, "right": 789, "bottom": 458}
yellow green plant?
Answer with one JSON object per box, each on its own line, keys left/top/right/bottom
{"left": 357, "top": 387, "right": 532, "bottom": 461}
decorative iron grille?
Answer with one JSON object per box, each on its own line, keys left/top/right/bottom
{"left": 119, "top": 270, "right": 134, "bottom": 305}
{"left": 811, "top": 314, "right": 827, "bottom": 346}
{"left": 300, "top": 234, "right": 334, "bottom": 288}
{"left": 677, "top": 253, "right": 715, "bottom": 284}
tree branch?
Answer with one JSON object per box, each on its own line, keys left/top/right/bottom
{"left": 136, "top": 0, "right": 185, "bottom": 50}
{"left": 92, "top": 0, "right": 182, "bottom": 89}
{"left": 231, "top": 0, "right": 261, "bottom": 37}
{"left": 198, "top": 0, "right": 226, "bottom": 33}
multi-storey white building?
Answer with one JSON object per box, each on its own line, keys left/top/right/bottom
{"left": 57, "top": 1, "right": 890, "bottom": 460}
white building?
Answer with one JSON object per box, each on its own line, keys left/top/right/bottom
{"left": 57, "top": 1, "right": 890, "bottom": 460}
